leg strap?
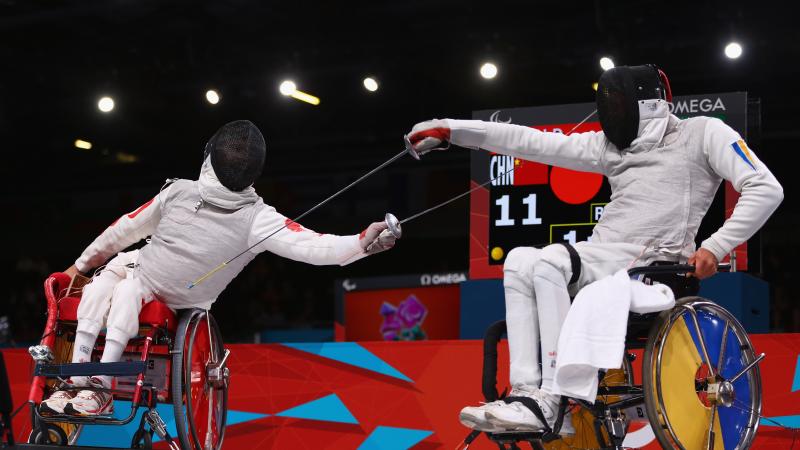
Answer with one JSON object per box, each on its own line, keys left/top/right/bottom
{"left": 558, "top": 242, "right": 581, "bottom": 285}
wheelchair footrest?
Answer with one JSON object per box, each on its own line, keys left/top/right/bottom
{"left": 487, "top": 431, "right": 545, "bottom": 443}
{"left": 35, "top": 361, "right": 147, "bottom": 377}
{"left": 37, "top": 412, "right": 134, "bottom": 426}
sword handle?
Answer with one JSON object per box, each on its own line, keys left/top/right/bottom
{"left": 365, "top": 213, "right": 402, "bottom": 253}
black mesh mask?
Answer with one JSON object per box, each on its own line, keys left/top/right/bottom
{"left": 203, "top": 120, "right": 266, "bottom": 191}
{"left": 596, "top": 65, "right": 670, "bottom": 150}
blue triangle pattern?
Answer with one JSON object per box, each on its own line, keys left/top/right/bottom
{"left": 761, "top": 415, "right": 800, "bottom": 428}
{"left": 75, "top": 400, "right": 268, "bottom": 446}
{"left": 282, "top": 342, "right": 412, "bottom": 382}
{"left": 357, "top": 426, "right": 433, "bottom": 450}
{"left": 276, "top": 393, "right": 358, "bottom": 424}
{"left": 227, "top": 409, "right": 270, "bottom": 426}
{"left": 792, "top": 354, "right": 800, "bottom": 392}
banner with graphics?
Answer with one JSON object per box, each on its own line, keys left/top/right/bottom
{"left": 469, "top": 92, "right": 748, "bottom": 279}
{"left": 3, "top": 332, "right": 798, "bottom": 449}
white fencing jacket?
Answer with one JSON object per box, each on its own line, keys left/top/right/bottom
{"left": 76, "top": 158, "right": 366, "bottom": 309}
{"left": 446, "top": 99, "right": 783, "bottom": 260}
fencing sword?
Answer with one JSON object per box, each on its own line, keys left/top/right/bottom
{"left": 379, "top": 109, "right": 598, "bottom": 240}
{"left": 188, "top": 138, "right": 419, "bottom": 289}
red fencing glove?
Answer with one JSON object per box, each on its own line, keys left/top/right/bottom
{"left": 408, "top": 119, "right": 451, "bottom": 157}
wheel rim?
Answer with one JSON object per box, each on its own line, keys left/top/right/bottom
{"left": 183, "top": 313, "right": 226, "bottom": 450}
{"left": 654, "top": 301, "right": 760, "bottom": 450}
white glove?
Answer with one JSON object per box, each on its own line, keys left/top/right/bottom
{"left": 408, "top": 119, "right": 451, "bottom": 157}
{"left": 359, "top": 221, "right": 397, "bottom": 255}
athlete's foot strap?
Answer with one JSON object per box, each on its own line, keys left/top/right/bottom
{"left": 547, "top": 397, "right": 569, "bottom": 440}
{"left": 502, "top": 396, "right": 552, "bottom": 435}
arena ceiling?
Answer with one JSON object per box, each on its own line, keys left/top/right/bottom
{"left": 0, "top": 0, "right": 796, "bottom": 207}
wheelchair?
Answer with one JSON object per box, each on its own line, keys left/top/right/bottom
{"left": 26, "top": 272, "right": 230, "bottom": 450}
{"left": 469, "top": 263, "right": 763, "bottom": 450}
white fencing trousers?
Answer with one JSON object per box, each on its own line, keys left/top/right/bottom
{"left": 76, "top": 250, "right": 154, "bottom": 345}
{"left": 503, "top": 241, "right": 661, "bottom": 393}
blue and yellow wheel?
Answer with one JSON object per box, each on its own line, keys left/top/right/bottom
{"left": 643, "top": 297, "right": 761, "bottom": 449}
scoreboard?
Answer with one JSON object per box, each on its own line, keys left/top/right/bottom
{"left": 468, "top": 92, "right": 749, "bottom": 279}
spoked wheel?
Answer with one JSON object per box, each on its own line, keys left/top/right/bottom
{"left": 549, "top": 357, "right": 634, "bottom": 449}
{"left": 172, "top": 309, "right": 229, "bottom": 450}
{"left": 28, "top": 423, "right": 68, "bottom": 445}
{"left": 643, "top": 297, "right": 761, "bottom": 450}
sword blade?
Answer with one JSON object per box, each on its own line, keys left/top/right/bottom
{"left": 399, "top": 109, "right": 597, "bottom": 226}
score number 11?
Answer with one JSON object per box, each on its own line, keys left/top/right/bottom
{"left": 495, "top": 194, "right": 542, "bottom": 226}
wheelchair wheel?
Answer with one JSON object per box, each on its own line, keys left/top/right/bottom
{"left": 28, "top": 423, "right": 68, "bottom": 445}
{"left": 549, "top": 357, "right": 634, "bottom": 449}
{"left": 643, "top": 297, "right": 761, "bottom": 450}
{"left": 172, "top": 309, "right": 229, "bottom": 450}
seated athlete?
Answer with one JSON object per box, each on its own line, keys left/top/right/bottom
{"left": 42, "top": 120, "right": 397, "bottom": 416}
{"left": 406, "top": 65, "right": 783, "bottom": 433}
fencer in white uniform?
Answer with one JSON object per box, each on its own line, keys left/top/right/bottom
{"left": 42, "top": 120, "right": 397, "bottom": 416}
{"left": 407, "top": 65, "right": 783, "bottom": 433}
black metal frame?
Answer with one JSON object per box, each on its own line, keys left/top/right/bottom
{"left": 28, "top": 324, "right": 174, "bottom": 446}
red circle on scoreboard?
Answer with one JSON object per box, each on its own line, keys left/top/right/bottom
{"left": 550, "top": 167, "right": 603, "bottom": 205}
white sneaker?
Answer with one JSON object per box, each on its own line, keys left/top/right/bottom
{"left": 64, "top": 378, "right": 113, "bottom": 416}
{"left": 39, "top": 389, "right": 75, "bottom": 415}
{"left": 459, "top": 389, "right": 535, "bottom": 433}
{"left": 460, "top": 401, "right": 506, "bottom": 432}
{"left": 485, "top": 389, "right": 561, "bottom": 432}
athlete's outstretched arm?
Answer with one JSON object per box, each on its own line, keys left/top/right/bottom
{"left": 407, "top": 118, "right": 608, "bottom": 173}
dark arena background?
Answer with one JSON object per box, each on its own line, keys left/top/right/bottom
{"left": 1, "top": 1, "right": 799, "bottom": 449}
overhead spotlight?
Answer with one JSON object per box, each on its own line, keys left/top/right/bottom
{"left": 480, "top": 62, "right": 498, "bottom": 79}
{"left": 599, "top": 57, "right": 615, "bottom": 71}
{"left": 74, "top": 139, "right": 92, "bottom": 150}
{"left": 290, "top": 90, "right": 321, "bottom": 106}
{"left": 363, "top": 77, "right": 379, "bottom": 92}
{"left": 725, "top": 42, "right": 743, "bottom": 59}
{"left": 279, "top": 80, "right": 320, "bottom": 105}
{"left": 206, "top": 89, "right": 220, "bottom": 105}
{"left": 98, "top": 96, "right": 114, "bottom": 113}
{"left": 279, "top": 80, "right": 297, "bottom": 96}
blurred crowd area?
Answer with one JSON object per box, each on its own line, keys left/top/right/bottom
{"left": 1, "top": 252, "right": 347, "bottom": 345}
{"left": 2, "top": 242, "right": 799, "bottom": 347}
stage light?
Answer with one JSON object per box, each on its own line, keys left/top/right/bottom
{"left": 363, "top": 77, "right": 379, "bottom": 92}
{"left": 74, "top": 139, "right": 92, "bottom": 150}
{"left": 725, "top": 42, "right": 743, "bottom": 59}
{"left": 592, "top": 82, "right": 599, "bottom": 91}
{"left": 98, "top": 96, "right": 114, "bottom": 112}
{"left": 599, "top": 57, "right": 615, "bottom": 71}
{"left": 116, "top": 151, "right": 139, "bottom": 163}
{"left": 290, "top": 90, "right": 320, "bottom": 105}
{"left": 279, "top": 80, "right": 297, "bottom": 96}
{"left": 279, "top": 80, "right": 319, "bottom": 105}
{"left": 206, "top": 89, "right": 220, "bottom": 104}
{"left": 480, "top": 62, "right": 498, "bottom": 79}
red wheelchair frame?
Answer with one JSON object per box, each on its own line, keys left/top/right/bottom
{"left": 26, "top": 272, "right": 230, "bottom": 450}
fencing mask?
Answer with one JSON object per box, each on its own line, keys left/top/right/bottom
{"left": 203, "top": 120, "right": 266, "bottom": 191}
{"left": 596, "top": 64, "right": 672, "bottom": 150}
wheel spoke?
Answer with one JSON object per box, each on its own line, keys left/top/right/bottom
{"left": 706, "top": 404, "right": 717, "bottom": 450}
{"left": 683, "top": 305, "right": 716, "bottom": 378}
{"left": 728, "top": 353, "right": 765, "bottom": 383}
{"left": 717, "top": 321, "right": 729, "bottom": 377}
